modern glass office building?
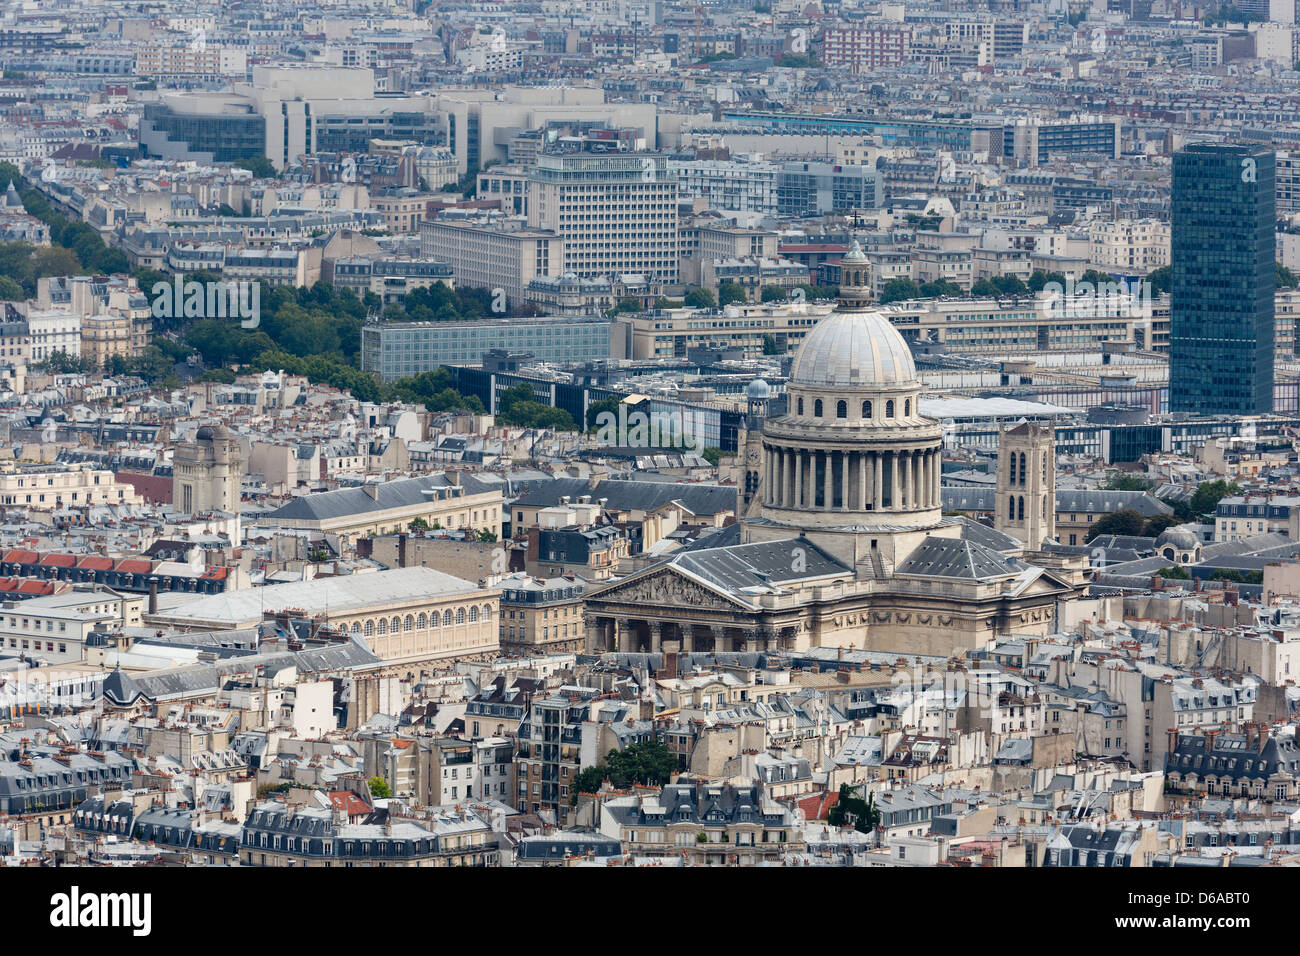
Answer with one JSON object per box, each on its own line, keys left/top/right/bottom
{"left": 1169, "top": 143, "right": 1276, "bottom": 416}
{"left": 360, "top": 317, "right": 612, "bottom": 381}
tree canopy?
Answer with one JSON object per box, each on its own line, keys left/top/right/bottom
{"left": 569, "top": 740, "right": 679, "bottom": 803}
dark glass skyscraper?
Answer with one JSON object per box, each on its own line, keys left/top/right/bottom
{"left": 1169, "top": 143, "right": 1275, "bottom": 416}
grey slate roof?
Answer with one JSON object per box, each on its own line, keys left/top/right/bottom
{"left": 102, "top": 639, "right": 380, "bottom": 705}
{"left": 669, "top": 536, "right": 851, "bottom": 591}
{"left": 942, "top": 487, "right": 1173, "bottom": 518}
{"left": 260, "top": 473, "right": 497, "bottom": 522}
{"left": 895, "top": 535, "right": 1022, "bottom": 579}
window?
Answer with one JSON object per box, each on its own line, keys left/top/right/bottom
{"left": 862, "top": 400, "right": 872, "bottom": 418}
{"left": 364, "top": 620, "right": 374, "bottom": 636}
{"left": 469, "top": 607, "right": 479, "bottom": 623}
{"left": 903, "top": 399, "right": 910, "bottom": 416}
{"left": 443, "top": 610, "right": 453, "bottom": 626}
{"left": 836, "top": 400, "right": 847, "bottom": 419}
{"left": 885, "top": 400, "right": 895, "bottom": 418}
{"left": 456, "top": 607, "right": 466, "bottom": 624}
{"left": 797, "top": 397, "right": 804, "bottom": 415}
{"left": 814, "top": 399, "right": 823, "bottom": 417}
{"left": 1019, "top": 452, "right": 1027, "bottom": 485}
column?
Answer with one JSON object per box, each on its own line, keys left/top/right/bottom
{"left": 889, "top": 452, "right": 899, "bottom": 512}
{"left": 649, "top": 622, "right": 663, "bottom": 655}
{"left": 822, "top": 452, "right": 833, "bottom": 510}
{"left": 873, "top": 452, "right": 883, "bottom": 511}
{"left": 912, "top": 452, "right": 921, "bottom": 510}
{"left": 712, "top": 626, "right": 731, "bottom": 653}
{"left": 840, "top": 452, "right": 849, "bottom": 510}
{"left": 790, "top": 452, "right": 800, "bottom": 512}
{"left": 857, "top": 453, "right": 868, "bottom": 511}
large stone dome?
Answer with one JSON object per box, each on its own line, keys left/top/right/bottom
{"left": 788, "top": 308, "right": 916, "bottom": 389}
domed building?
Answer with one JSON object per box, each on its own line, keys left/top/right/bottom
{"left": 583, "top": 245, "right": 1083, "bottom": 658}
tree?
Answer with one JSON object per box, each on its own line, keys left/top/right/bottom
{"left": 1146, "top": 265, "right": 1171, "bottom": 296}
{"left": 569, "top": 739, "right": 679, "bottom": 803}
{"left": 1141, "top": 514, "right": 1184, "bottom": 537}
{"left": 1278, "top": 262, "right": 1299, "bottom": 289}
{"left": 718, "top": 281, "right": 748, "bottom": 306}
{"left": 918, "top": 278, "right": 963, "bottom": 298}
{"left": 878, "top": 277, "right": 922, "bottom": 304}
{"left": 761, "top": 333, "right": 780, "bottom": 355}
{"left": 409, "top": 517, "right": 430, "bottom": 532}
{"left": 1161, "top": 565, "right": 1192, "bottom": 580}
{"left": 1027, "top": 269, "right": 1067, "bottom": 294}
{"left": 1085, "top": 509, "right": 1146, "bottom": 542}
{"left": 683, "top": 287, "right": 716, "bottom": 309}
{"left": 0, "top": 276, "right": 22, "bottom": 300}
{"left": 234, "top": 156, "right": 277, "bottom": 178}
{"left": 701, "top": 447, "right": 723, "bottom": 466}
{"left": 1189, "top": 479, "right": 1241, "bottom": 518}
{"left": 586, "top": 396, "right": 622, "bottom": 432}
{"left": 760, "top": 284, "right": 788, "bottom": 302}
{"left": 1101, "top": 472, "right": 1153, "bottom": 491}
{"left": 367, "top": 776, "right": 392, "bottom": 799}
{"left": 827, "top": 783, "right": 880, "bottom": 833}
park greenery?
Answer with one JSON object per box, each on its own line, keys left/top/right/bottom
{"left": 569, "top": 740, "right": 679, "bottom": 803}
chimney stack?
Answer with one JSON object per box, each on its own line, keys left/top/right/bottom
{"left": 148, "top": 578, "right": 158, "bottom": 616}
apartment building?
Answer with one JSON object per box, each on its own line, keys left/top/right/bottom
{"left": 0, "top": 466, "right": 143, "bottom": 511}
{"left": 0, "top": 584, "right": 143, "bottom": 665}
{"left": 528, "top": 151, "right": 678, "bottom": 282}
{"left": 821, "top": 25, "right": 912, "bottom": 70}
{"left": 1088, "top": 219, "right": 1170, "bottom": 272}
{"left": 419, "top": 218, "right": 561, "bottom": 305}
{"left": 497, "top": 572, "right": 587, "bottom": 656}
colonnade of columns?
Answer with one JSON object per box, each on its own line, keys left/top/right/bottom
{"left": 761, "top": 444, "right": 942, "bottom": 513}
{"left": 584, "top": 617, "right": 792, "bottom": 654}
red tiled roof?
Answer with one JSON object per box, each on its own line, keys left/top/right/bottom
{"left": 200, "top": 567, "right": 229, "bottom": 580}
{"left": 77, "top": 556, "right": 114, "bottom": 571}
{"left": 795, "top": 790, "right": 838, "bottom": 821}
{"left": 3, "top": 550, "right": 38, "bottom": 563}
{"left": 327, "top": 791, "right": 372, "bottom": 815}
{"left": 17, "top": 580, "right": 56, "bottom": 595}
{"left": 115, "top": 559, "right": 153, "bottom": 574}
{"left": 39, "top": 553, "right": 76, "bottom": 567}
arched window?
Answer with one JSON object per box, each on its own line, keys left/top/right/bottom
{"left": 350, "top": 622, "right": 362, "bottom": 634}
{"left": 885, "top": 400, "right": 895, "bottom": 418}
{"left": 456, "top": 607, "right": 466, "bottom": 624}
{"left": 390, "top": 616, "right": 400, "bottom": 634}
{"left": 364, "top": 620, "right": 374, "bottom": 636}
{"left": 1008, "top": 495, "right": 1015, "bottom": 520}
{"left": 1041, "top": 497, "right": 1047, "bottom": 519}
{"left": 1042, "top": 452, "right": 1048, "bottom": 482}
{"left": 377, "top": 619, "right": 387, "bottom": 635}
{"left": 481, "top": 604, "right": 492, "bottom": 620}
{"left": 442, "top": 609, "right": 453, "bottom": 626}
{"left": 1019, "top": 453, "right": 1027, "bottom": 485}
{"left": 904, "top": 399, "right": 910, "bottom": 416}
{"left": 1009, "top": 452, "right": 1017, "bottom": 485}
{"left": 1017, "top": 496, "right": 1025, "bottom": 520}
{"left": 836, "top": 400, "right": 847, "bottom": 419}
{"left": 797, "top": 397, "right": 804, "bottom": 415}
{"left": 469, "top": 607, "right": 479, "bottom": 623}
{"left": 403, "top": 615, "right": 414, "bottom": 632}
{"left": 862, "top": 400, "right": 872, "bottom": 419}
{"left": 814, "top": 399, "right": 823, "bottom": 417}
{"left": 417, "top": 613, "right": 428, "bottom": 629}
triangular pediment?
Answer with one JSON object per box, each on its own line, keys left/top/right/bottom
{"left": 586, "top": 565, "right": 753, "bottom": 611}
